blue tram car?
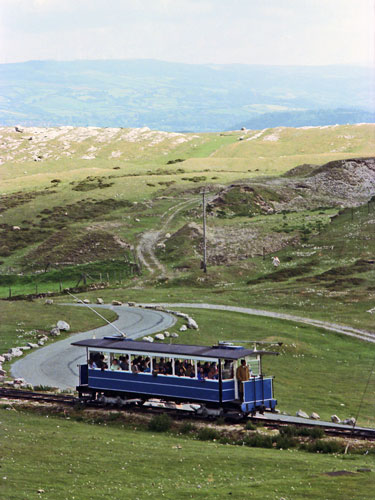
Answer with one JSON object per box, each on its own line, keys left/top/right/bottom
{"left": 72, "top": 337, "right": 278, "bottom": 416}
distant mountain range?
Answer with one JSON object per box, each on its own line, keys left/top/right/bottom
{"left": 0, "top": 59, "right": 373, "bottom": 131}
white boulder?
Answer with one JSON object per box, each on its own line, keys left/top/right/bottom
{"left": 128, "top": 302, "right": 136, "bottom": 307}
{"left": 164, "top": 331, "right": 170, "bottom": 337}
{"left": 342, "top": 417, "right": 356, "bottom": 426}
{"left": 83, "top": 299, "right": 91, "bottom": 304}
{"left": 187, "top": 318, "right": 198, "bottom": 330}
{"left": 45, "top": 299, "right": 53, "bottom": 305}
{"left": 8, "top": 347, "right": 23, "bottom": 357}
{"left": 179, "top": 325, "right": 187, "bottom": 332}
{"left": 27, "top": 343, "right": 39, "bottom": 349}
{"left": 171, "top": 333, "right": 179, "bottom": 338}
{"left": 96, "top": 298, "right": 104, "bottom": 304}
{"left": 56, "top": 320, "right": 70, "bottom": 331}
{"left": 296, "top": 409, "right": 309, "bottom": 419}
{"left": 112, "top": 300, "right": 123, "bottom": 306}
{"left": 0, "top": 355, "right": 5, "bottom": 363}
{"left": 331, "top": 414, "right": 341, "bottom": 424}
{"left": 155, "top": 334, "right": 165, "bottom": 341}
{"left": 310, "top": 412, "right": 320, "bottom": 420}
{"left": 3, "top": 353, "right": 13, "bottom": 362}
{"left": 50, "top": 327, "right": 61, "bottom": 337}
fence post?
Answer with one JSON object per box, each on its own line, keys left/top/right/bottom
{"left": 9, "top": 287, "right": 11, "bottom": 298}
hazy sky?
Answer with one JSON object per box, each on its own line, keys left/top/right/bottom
{"left": 0, "top": 0, "right": 374, "bottom": 66}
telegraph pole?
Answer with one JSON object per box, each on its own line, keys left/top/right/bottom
{"left": 202, "top": 189, "right": 207, "bottom": 273}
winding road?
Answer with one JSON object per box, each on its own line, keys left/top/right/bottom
{"left": 11, "top": 305, "right": 176, "bottom": 390}
{"left": 11, "top": 301, "right": 375, "bottom": 390}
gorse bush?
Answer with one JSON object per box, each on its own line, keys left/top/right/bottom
{"left": 148, "top": 413, "right": 172, "bottom": 432}
{"left": 243, "top": 434, "right": 273, "bottom": 448}
{"left": 197, "top": 427, "right": 221, "bottom": 441}
{"left": 302, "top": 439, "right": 344, "bottom": 454}
{"left": 179, "top": 422, "right": 196, "bottom": 434}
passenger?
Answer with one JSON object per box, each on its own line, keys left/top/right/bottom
{"left": 119, "top": 355, "right": 129, "bottom": 371}
{"left": 143, "top": 357, "right": 151, "bottom": 373}
{"left": 158, "top": 357, "right": 166, "bottom": 375}
{"left": 203, "top": 362, "right": 210, "bottom": 377}
{"left": 101, "top": 362, "right": 108, "bottom": 371}
{"left": 197, "top": 367, "right": 206, "bottom": 381}
{"left": 185, "top": 363, "right": 194, "bottom": 378}
{"left": 96, "top": 354, "right": 105, "bottom": 369}
{"left": 177, "top": 366, "right": 185, "bottom": 377}
{"left": 236, "top": 359, "right": 250, "bottom": 398}
{"left": 88, "top": 358, "right": 97, "bottom": 369}
{"left": 111, "top": 359, "right": 121, "bottom": 371}
{"left": 165, "top": 360, "right": 172, "bottom": 375}
{"left": 131, "top": 359, "right": 139, "bottom": 374}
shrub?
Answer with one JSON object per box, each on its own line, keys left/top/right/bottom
{"left": 197, "top": 427, "right": 221, "bottom": 441}
{"left": 279, "top": 425, "right": 297, "bottom": 437}
{"left": 179, "top": 422, "right": 196, "bottom": 434}
{"left": 148, "top": 413, "right": 172, "bottom": 432}
{"left": 245, "top": 421, "right": 257, "bottom": 431}
{"left": 243, "top": 433, "right": 273, "bottom": 448}
{"left": 273, "top": 435, "right": 297, "bottom": 449}
{"left": 302, "top": 440, "right": 344, "bottom": 454}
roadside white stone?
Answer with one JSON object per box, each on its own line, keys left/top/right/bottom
{"left": 38, "top": 339, "right": 46, "bottom": 346}
{"left": 331, "top": 414, "right": 341, "bottom": 423}
{"left": 142, "top": 336, "right": 153, "bottom": 342}
{"left": 187, "top": 318, "right": 198, "bottom": 330}
{"left": 45, "top": 299, "right": 53, "bottom": 305}
{"left": 8, "top": 347, "right": 23, "bottom": 357}
{"left": 164, "top": 331, "right": 170, "bottom": 337}
{"left": 179, "top": 325, "right": 187, "bottom": 331}
{"left": 27, "top": 343, "right": 39, "bottom": 349}
{"left": 3, "top": 353, "right": 13, "bottom": 362}
{"left": 128, "top": 302, "right": 136, "bottom": 307}
{"left": 165, "top": 233, "right": 171, "bottom": 239}
{"left": 155, "top": 333, "right": 165, "bottom": 341}
{"left": 56, "top": 320, "right": 70, "bottom": 331}
{"left": 296, "top": 409, "right": 309, "bottom": 419}
{"left": 50, "top": 327, "right": 61, "bottom": 336}
{"left": 96, "top": 298, "right": 104, "bottom": 304}
{"left": 342, "top": 417, "right": 356, "bottom": 426}
{"left": 175, "top": 312, "right": 189, "bottom": 319}
{"left": 310, "top": 412, "right": 320, "bottom": 420}
{"left": 171, "top": 333, "right": 179, "bottom": 338}
{"left": 83, "top": 299, "right": 91, "bottom": 304}
{"left": 112, "top": 300, "right": 123, "bottom": 306}
{"left": 4, "top": 380, "right": 14, "bottom": 386}
{"left": 0, "top": 355, "right": 5, "bottom": 363}
{"left": 12, "top": 226, "right": 21, "bottom": 231}
{"left": 19, "top": 346, "right": 31, "bottom": 351}
{"left": 0, "top": 368, "right": 6, "bottom": 376}
{"left": 14, "top": 378, "right": 25, "bottom": 385}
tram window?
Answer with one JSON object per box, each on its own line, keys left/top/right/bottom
{"left": 88, "top": 351, "right": 107, "bottom": 370}
{"left": 247, "top": 358, "right": 260, "bottom": 376}
{"left": 174, "top": 359, "right": 195, "bottom": 377}
{"left": 153, "top": 357, "right": 172, "bottom": 375}
{"left": 222, "top": 359, "right": 234, "bottom": 380}
{"left": 118, "top": 354, "right": 130, "bottom": 371}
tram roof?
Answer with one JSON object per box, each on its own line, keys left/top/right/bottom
{"left": 72, "top": 338, "right": 278, "bottom": 360}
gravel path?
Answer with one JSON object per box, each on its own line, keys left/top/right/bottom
{"left": 11, "top": 305, "right": 176, "bottom": 390}
{"left": 142, "top": 303, "right": 375, "bottom": 344}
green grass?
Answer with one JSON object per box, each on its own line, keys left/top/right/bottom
{"left": 0, "top": 301, "right": 117, "bottom": 354}
{"left": 1, "top": 407, "right": 374, "bottom": 500}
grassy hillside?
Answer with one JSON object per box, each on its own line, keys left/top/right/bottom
{"left": 1, "top": 407, "right": 374, "bottom": 500}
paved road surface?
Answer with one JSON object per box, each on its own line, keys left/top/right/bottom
{"left": 11, "top": 305, "right": 176, "bottom": 389}
{"left": 142, "top": 303, "right": 375, "bottom": 344}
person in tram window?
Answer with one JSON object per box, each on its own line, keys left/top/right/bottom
{"left": 236, "top": 359, "right": 250, "bottom": 398}
{"left": 119, "top": 355, "right": 129, "bottom": 371}
{"left": 197, "top": 367, "right": 206, "bottom": 381}
{"left": 88, "top": 358, "right": 97, "bottom": 369}
{"left": 111, "top": 358, "right": 121, "bottom": 371}
{"left": 143, "top": 357, "right": 151, "bottom": 373}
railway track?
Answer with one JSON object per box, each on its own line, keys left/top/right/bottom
{"left": 1, "top": 388, "right": 375, "bottom": 440}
